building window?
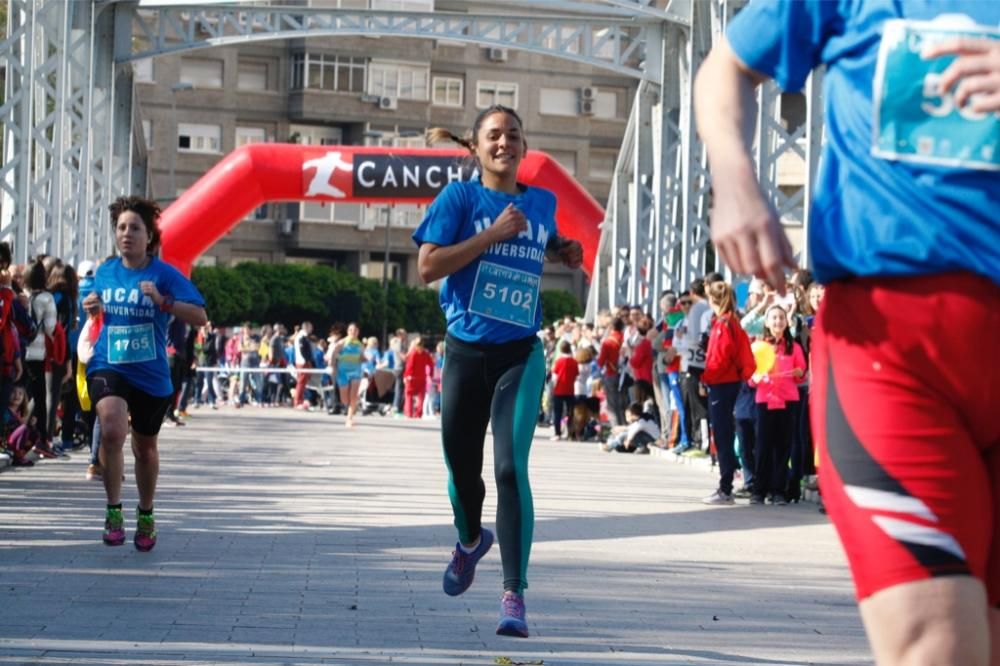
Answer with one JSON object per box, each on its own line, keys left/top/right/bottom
{"left": 134, "top": 58, "right": 153, "bottom": 83}
{"left": 365, "top": 130, "right": 424, "bottom": 148}
{"left": 289, "top": 124, "right": 342, "bottom": 146}
{"left": 589, "top": 151, "right": 616, "bottom": 180}
{"left": 237, "top": 61, "right": 268, "bottom": 91}
{"left": 141, "top": 120, "right": 152, "bottom": 150}
{"left": 538, "top": 88, "right": 577, "bottom": 116}
{"left": 547, "top": 149, "right": 577, "bottom": 176}
{"left": 291, "top": 53, "right": 365, "bottom": 93}
{"left": 235, "top": 126, "right": 267, "bottom": 148}
{"left": 301, "top": 201, "right": 364, "bottom": 225}
{"left": 368, "top": 61, "right": 429, "bottom": 101}
{"left": 432, "top": 76, "right": 463, "bottom": 107}
{"left": 476, "top": 81, "right": 517, "bottom": 109}
{"left": 180, "top": 58, "right": 223, "bottom": 88}
{"left": 371, "top": 0, "right": 433, "bottom": 11}
{"left": 177, "top": 123, "right": 221, "bottom": 154}
{"left": 595, "top": 90, "right": 619, "bottom": 119}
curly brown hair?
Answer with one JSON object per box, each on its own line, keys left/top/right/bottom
{"left": 109, "top": 195, "right": 162, "bottom": 256}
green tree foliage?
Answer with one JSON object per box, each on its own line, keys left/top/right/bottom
{"left": 192, "top": 263, "right": 445, "bottom": 337}
{"left": 540, "top": 288, "right": 583, "bottom": 326}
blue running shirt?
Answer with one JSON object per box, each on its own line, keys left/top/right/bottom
{"left": 87, "top": 257, "right": 206, "bottom": 397}
{"left": 413, "top": 180, "right": 558, "bottom": 344}
{"left": 726, "top": 1, "right": 1000, "bottom": 286}
{"left": 336, "top": 337, "right": 364, "bottom": 384}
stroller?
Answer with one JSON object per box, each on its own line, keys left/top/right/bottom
{"left": 360, "top": 368, "right": 396, "bottom": 416}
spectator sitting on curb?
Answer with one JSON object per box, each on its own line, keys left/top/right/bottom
{"left": 601, "top": 402, "right": 659, "bottom": 454}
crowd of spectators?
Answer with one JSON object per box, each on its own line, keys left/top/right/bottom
{"left": 186, "top": 323, "right": 446, "bottom": 424}
{"left": 0, "top": 243, "right": 89, "bottom": 469}
{"left": 3, "top": 242, "right": 823, "bottom": 511}
{"left": 536, "top": 268, "right": 823, "bottom": 507}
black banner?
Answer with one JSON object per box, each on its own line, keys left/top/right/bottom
{"left": 352, "top": 154, "right": 475, "bottom": 198}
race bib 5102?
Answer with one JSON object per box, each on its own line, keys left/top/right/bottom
{"left": 468, "top": 261, "right": 539, "bottom": 328}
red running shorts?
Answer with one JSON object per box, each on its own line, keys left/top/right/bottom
{"left": 811, "top": 272, "right": 999, "bottom": 606}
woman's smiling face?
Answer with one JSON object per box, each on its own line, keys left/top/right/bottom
{"left": 474, "top": 111, "right": 525, "bottom": 181}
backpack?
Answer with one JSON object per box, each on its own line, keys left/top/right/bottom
{"left": 12, "top": 295, "right": 40, "bottom": 352}
{"left": 44, "top": 321, "right": 68, "bottom": 369}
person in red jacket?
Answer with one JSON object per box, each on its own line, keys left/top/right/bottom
{"left": 628, "top": 316, "right": 656, "bottom": 409}
{"left": 597, "top": 318, "right": 626, "bottom": 425}
{"left": 402, "top": 336, "right": 434, "bottom": 418}
{"left": 701, "top": 281, "right": 754, "bottom": 505}
{"left": 549, "top": 340, "right": 578, "bottom": 440}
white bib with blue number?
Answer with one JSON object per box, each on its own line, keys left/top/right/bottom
{"left": 873, "top": 18, "right": 1000, "bottom": 171}
{"left": 468, "top": 261, "right": 539, "bottom": 329}
{"left": 107, "top": 324, "right": 156, "bottom": 364}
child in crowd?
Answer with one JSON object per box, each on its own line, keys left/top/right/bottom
{"left": 423, "top": 341, "right": 444, "bottom": 418}
{"left": 749, "top": 305, "right": 807, "bottom": 505}
{"left": 550, "top": 340, "right": 578, "bottom": 440}
{"left": 3, "top": 386, "right": 37, "bottom": 466}
{"left": 402, "top": 336, "right": 433, "bottom": 418}
{"left": 601, "top": 402, "right": 659, "bottom": 454}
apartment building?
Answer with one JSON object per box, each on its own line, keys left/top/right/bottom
{"left": 135, "top": 0, "right": 639, "bottom": 300}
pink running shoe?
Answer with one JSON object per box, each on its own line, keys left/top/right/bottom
{"left": 134, "top": 511, "right": 157, "bottom": 552}
{"left": 103, "top": 507, "right": 126, "bottom": 546}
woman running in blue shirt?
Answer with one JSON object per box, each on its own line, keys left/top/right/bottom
{"left": 413, "top": 106, "right": 582, "bottom": 638}
{"left": 83, "top": 196, "right": 207, "bottom": 552}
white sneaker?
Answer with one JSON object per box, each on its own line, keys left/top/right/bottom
{"left": 701, "top": 489, "right": 735, "bottom": 505}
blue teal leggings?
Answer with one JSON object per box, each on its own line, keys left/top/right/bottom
{"left": 440, "top": 333, "right": 545, "bottom": 594}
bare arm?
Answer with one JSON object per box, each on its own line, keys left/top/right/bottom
{"left": 694, "top": 39, "right": 797, "bottom": 293}
{"left": 169, "top": 301, "right": 208, "bottom": 328}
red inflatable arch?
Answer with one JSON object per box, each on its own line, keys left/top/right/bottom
{"left": 159, "top": 144, "right": 604, "bottom": 277}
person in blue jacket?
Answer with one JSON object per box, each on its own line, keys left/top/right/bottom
{"left": 414, "top": 105, "right": 582, "bottom": 638}
{"left": 82, "top": 196, "right": 207, "bottom": 552}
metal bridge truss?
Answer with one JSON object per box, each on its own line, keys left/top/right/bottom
{"left": 1, "top": 0, "right": 821, "bottom": 316}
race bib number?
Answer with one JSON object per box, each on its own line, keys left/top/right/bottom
{"left": 873, "top": 19, "right": 1000, "bottom": 171}
{"left": 107, "top": 324, "right": 156, "bottom": 364}
{"left": 469, "top": 261, "right": 539, "bottom": 328}
{"left": 687, "top": 347, "right": 706, "bottom": 366}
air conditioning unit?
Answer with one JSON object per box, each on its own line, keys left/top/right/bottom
{"left": 580, "top": 99, "right": 596, "bottom": 116}
{"left": 487, "top": 47, "right": 508, "bottom": 62}
{"left": 379, "top": 96, "right": 398, "bottom": 111}
{"left": 580, "top": 86, "right": 598, "bottom": 101}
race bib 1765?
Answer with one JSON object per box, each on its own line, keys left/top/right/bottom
{"left": 107, "top": 324, "right": 156, "bottom": 364}
{"left": 873, "top": 19, "right": 999, "bottom": 171}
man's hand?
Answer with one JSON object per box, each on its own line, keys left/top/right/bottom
{"left": 924, "top": 37, "right": 1000, "bottom": 113}
{"left": 710, "top": 175, "right": 797, "bottom": 294}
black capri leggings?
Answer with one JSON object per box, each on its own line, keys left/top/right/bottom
{"left": 440, "top": 333, "right": 545, "bottom": 594}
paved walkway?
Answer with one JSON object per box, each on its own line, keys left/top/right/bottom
{"left": 0, "top": 408, "right": 870, "bottom": 665}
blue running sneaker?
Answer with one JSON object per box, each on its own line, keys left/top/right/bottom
{"left": 496, "top": 591, "right": 529, "bottom": 638}
{"left": 442, "top": 528, "right": 494, "bottom": 596}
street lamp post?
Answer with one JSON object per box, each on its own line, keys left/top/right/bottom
{"left": 382, "top": 205, "right": 391, "bottom": 347}
{"left": 169, "top": 82, "right": 194, "bottom": 200}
